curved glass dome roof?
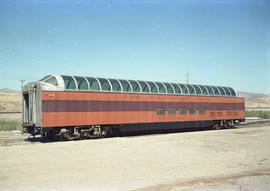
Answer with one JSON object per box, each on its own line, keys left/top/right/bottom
{"left": 39, "top": 75, "right": 237, "bottom": 97}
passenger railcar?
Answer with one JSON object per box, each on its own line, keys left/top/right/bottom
{"left": 22, "top": 75, "right": 245, "bottom": 140}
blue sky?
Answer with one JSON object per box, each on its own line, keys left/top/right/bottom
{"left": 0, "top": 0, "right": 269, "bottom": 93}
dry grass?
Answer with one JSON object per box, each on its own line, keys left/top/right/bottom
{"left": 0, "top": 92, "right": 21, "bottom": 112}
{"left": 0, "top": 119, "right": 21, "bottom": 131}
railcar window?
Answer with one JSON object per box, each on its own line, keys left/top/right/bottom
{"left": 204, "top": 86, "right": 213, "bottom": 95}
{"left": 138, "top": 81, "right": 150, "bottom": 93}
{"left": 98, "top": 78, "right": 111, "bottom": 91}
{"left": 163, "top": 83, "right": 174, "bottom": 94}
{"left": 155, "top": 82, "right": 166, "bottom": 93}
{"left": 156, "top": 107, "right": 165, "bottom": 115}
{"left": 198, "top": 108, "right": 206, "bottom": 114}
{"left": 62, "top": 75, "right": 76, "bottom": 90}
{"left": 44, "top": 76, "right": 58, "bottom": 86}
{"left": 193, "top": 85, "right": 202, "bottom": 95}
{"left": 199, "top": 85, "right": 208, "bottom": 95}
{"left": 147, "top": 81, "right": 158, "bottom": 93}
{"left": 74, "top": 76, "right": 88, "bottom": 90}
{"left": 211, "top": 86, "right": 220, "bottom": 95}
{"left": 189, "top": 108, "right": 196, "bottom": 114}
{"left": 87, "top": 77, "right": 100, "bottom": 91}
{"left": 228, "top": 87, "right": 236, "bottom": 96}
{"left": 178, "top": 108, "right": 187, "bottom": 115}
{"left": 128, "top": 80, "right": 141, "bottom": 92}
{"left": 119, "top": 79, "right": 131, "bottom": 92}
{"left": 186, "top": 85, "right": 195, "bottom": 95}
{"left": 223, "top": 87, "right": 231, "bottom": 96}
{"left": 39, "top": 75, "right": 51, "bottom": 81}
{"left": 217, "top": 87, "right": 225, "bottom": 95}
{"left": 109, "top": 79, "right": 121, "bottom": 92}
{"left": 171, "top": 83, "right": 181, "bottom": 94}
{"left": 179, "top": 84, "right": 188, "bottom": 94}
{"left": 168, "top": 107, "right": 176, "bottom": 115}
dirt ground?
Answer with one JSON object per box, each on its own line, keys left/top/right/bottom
{"left": 0, "top": 122, "right": 270, "bottom": 191}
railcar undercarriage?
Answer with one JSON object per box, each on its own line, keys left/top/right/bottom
{"left": 23, "top": 119, "right": 244, "bottom": 141}
{"left": 42, "top": 125, "right": 113, "bottom": 141}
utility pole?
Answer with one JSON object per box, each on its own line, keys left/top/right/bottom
{"left": 20, "top": 80, "right": 25, "bottom": 92}
{"left": 186, "top": 71, "right": 189, "bottom": 84}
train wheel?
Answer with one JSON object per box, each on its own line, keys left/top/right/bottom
{"left": 47, "top": 129, "right": 57, "bottom": 141}
{"left": 212, "top": 123, "right": 220, "bottom": 130}
{"left": 101, "top": 127, "right": 111, "bottom": 138}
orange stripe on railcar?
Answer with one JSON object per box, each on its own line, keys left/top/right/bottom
{"left": 42, "top": 91, "right": 244, "bottom": 104}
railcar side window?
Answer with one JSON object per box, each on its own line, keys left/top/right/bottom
{"left": 156, "top": 108, "right": 165, "bottom": 115}
{"left": 189, "top": 108, "right": 196, "bottom": 114}
{"left": 119, "top": 80, "right": 131, "bottom": 92}
{"left": 228, "top": 87, "right": 236, "bottom": 96}
{"left": 186, "top": 85, "right": 195, "bottom": 95}
{"left": 179, "top": 84, "right": 188, "bottom": 94}
{"left": 74, "top": 76, "right": 88, "bottom": 90}
{"left": 193, "top": 85, "right": 202, "bottom": 95}
{"left": 98, "top": 78, "right": 111, "bottom": 91}
{"left": 87, "top": 77, "right": 100, "bottom": 91}
{"left": 147, "top": 81, "right": 158, "bottom": 93}
{"left": 217, "top": 87, "right": 226, "bottom": 96}
{"left": 62, "top": 75, "right": 76, "bottom": 90}
{"left": 171, "top": 83, "right": 181, "bottom": 94}
{"left": 168, "top": 107, "right": 176, "bottom": 115}
{"left": 155, "top": 82, "right": 166, "bottom": 93}
{"left": 198, "top": 108, "right": 206, "bottom": 114}
{"left": 211, "top": 86, "right": 220, "bottom": 95}
{"left": 44, "top": 76, "right": 58, "bottom": 86}
{"left": 129, "top": 80, "right": 141, "bottom": 92}
{"left": 109, "top": 79, "right": 121, "bottom": 92}
{"left": 206, "top": 86, "right": 214, "bottom": 95}
{"left": 39, "top": 75, "right": 51, "bottom": 81}
{"left": 223, "top": 87, "right": 231, "bottom": 96}
{"left": 178, "top": 108, "right": 187, "bottom": 115}
{"left": 199, "top": 85, "right": 208, "bottom": 95}
{"left": 163, "top": 83, "right": 174, "bottom": 94}
{"left": 138, "top": 81, "right": 150, "bottom": 93}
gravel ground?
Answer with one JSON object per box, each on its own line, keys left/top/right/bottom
{"left": 0, "top": 123, "right": 270, "bottom": 191}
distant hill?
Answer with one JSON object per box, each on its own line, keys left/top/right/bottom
{"left": 0, "top": 88, "right": 20, "bottom": 93}
{"left": 0, "top": 89, "right": 269, "bottom": 112}
{"left": 238, "top": 91, "right": 270, "bottom": 109}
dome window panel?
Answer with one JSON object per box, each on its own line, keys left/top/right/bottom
{"left": 211, "top": 86, "right": 220, "bottom": 95}
{"left": 74, "top": 76, "right": 89, "bottom": 90}
{"left": 171, "top": 83, "right": 181, "bottom": 94}
{"left": 205, "top": 86, "right": 214, "bottom": 95}
{"left": 147, "top": 81, "right": 158, "bottom": 93}
{"left": 193, "top": 85, "right": 202, "bottom": 95}
{"left": 223, "top": 87, "right": 231, "bottom": 96}
{"left": 62, "top": 75, "right": 76, "bottom": 90}
{"left": 119, "top": 80, "right": 132, "bottom": 92}
{"left": 109, "top": 79, "right": 122, "bottom": 92}
{"left": 87, "top": 77, "right": 101, "bottom": 91}
{"left": 138, "top": 81, "right": 150, "bottom": 93}
{"left": 44, "top": 76, "right": 58, "bottom": 86}
{"left": 217, "top": 87, "right": 225, "bottom": 96}
{"left": 97, "top": 78, "right": 111, "bottom": 91}
{"left": 164, "top": 83, "right": 174, "bottom": 94}
{"left": 199, "top": 85, "right": 208, "bottom": 95}
{"left": 179, "top": 84, "right": 188, "bottom": 94}
{"left": 228, "top": 87, "right": 236, "bottom": 96}
{"left": 186, "top": 84, "right": 195, "bottom": 95}
{"left": 128, "top": 80, "right": 141, "bottom": 92}
{"left": 155, "top": 82, "right": 167, "bottom": 93}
